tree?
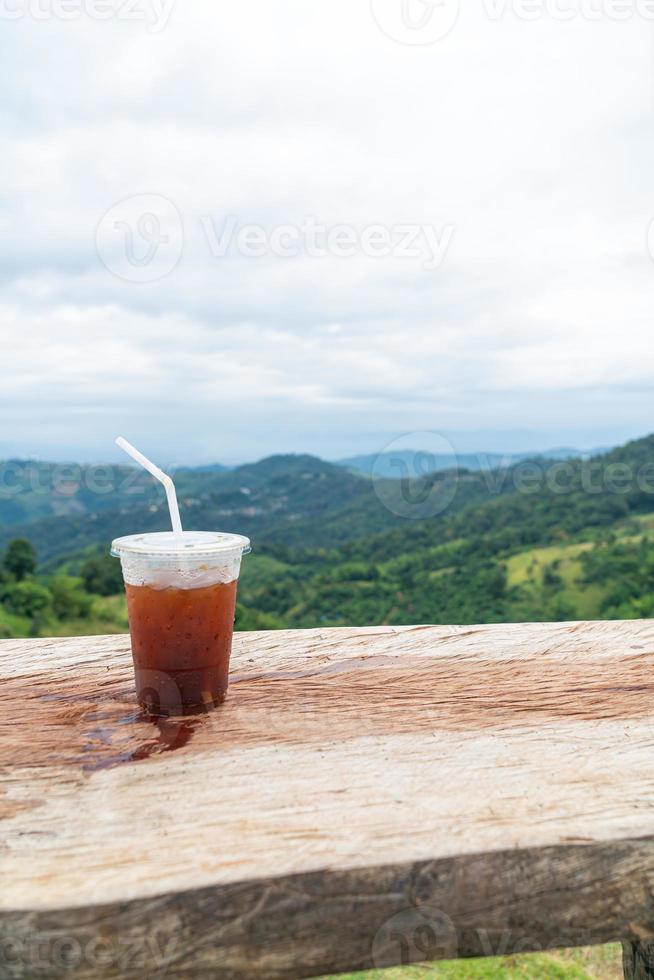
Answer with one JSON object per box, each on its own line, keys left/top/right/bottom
{"left": 3, "top": 581, "right": 52, "bottom": 618}
{"left": 49, "top": 576, "right": 93, "bottom": 620}
{"left": 3, "top": 538, "right": 36, "bottom": 581}
{"left": 80, "top": 554, "right": 124, "bottom": 596}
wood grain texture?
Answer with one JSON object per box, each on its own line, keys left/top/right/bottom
{"left": 2, "top": 621, "right": 654, "bottom": 978}
{"left": 623, "top": 941, "right": 654, "bottom": 978}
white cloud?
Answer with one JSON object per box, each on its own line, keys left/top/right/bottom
{"left": 1, "top": 1, "right": 654, "bottom": 461}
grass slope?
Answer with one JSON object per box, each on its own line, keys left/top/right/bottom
{"left": 318, "top": 944, "right": 622, "bottom": 979}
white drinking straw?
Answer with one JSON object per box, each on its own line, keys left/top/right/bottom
{"left": 115, "top": 437, "right": 183, "bottom": 541}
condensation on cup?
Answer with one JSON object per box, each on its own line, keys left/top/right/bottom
{"left": 111, "top": 531, "right": 251, "bottom": 716}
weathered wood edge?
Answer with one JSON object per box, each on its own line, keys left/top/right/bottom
{"left": 2, "top": 837, "right": 654, "bottom": 980}
{"left": 623, "top": 942, "right": 654, "bottom": 979}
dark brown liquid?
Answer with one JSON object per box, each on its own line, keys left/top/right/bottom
{"left": 125, "top": 579, "right": 238, "bottom": 716}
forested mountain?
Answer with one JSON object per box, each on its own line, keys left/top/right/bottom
{"left": 1, "top": 434, "right": 654, "bottom": 638}
{"left": 0, "top": 453, "right": 497, "bottom": 562}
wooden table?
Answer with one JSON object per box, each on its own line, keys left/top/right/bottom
{"left": 2, "top": 622, "right": 654, "bottom": 979}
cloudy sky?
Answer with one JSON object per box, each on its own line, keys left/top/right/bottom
{"left": 2, "top": 0, "right": 654, "bottom": 464}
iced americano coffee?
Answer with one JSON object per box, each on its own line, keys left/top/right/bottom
{"left": 111, "top": 531, "right": 250, "bottom": 716}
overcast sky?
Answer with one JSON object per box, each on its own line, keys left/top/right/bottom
{"left": 2, "top": 0, "right": 654, "bottom": 464}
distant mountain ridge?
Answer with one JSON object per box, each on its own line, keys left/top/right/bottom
{"left": 0, "top": 451, "right": 497, "bottom": 563}
{"left": 0, "top": 444, "right": 611, "bottom": 529}
{"left": 0, "top": 454, "right": 368, "bottom": 560}
{"left": 4, "top": 434, "right": 654, "bottom": 636}
{"left": 339, "top": 446, "right": 612, "bottom": 479}
{"left": 0, "top": 439, "right": 631, "bottom": 569}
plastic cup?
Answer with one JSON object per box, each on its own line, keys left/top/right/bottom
{"left": 111, "top": 531, "right": 251, "bottom": 716}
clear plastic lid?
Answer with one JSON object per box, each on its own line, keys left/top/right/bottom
{"left": 111, "top": 530, "right": 251, "bottom": 559}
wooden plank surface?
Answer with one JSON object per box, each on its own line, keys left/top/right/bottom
{"left": 2, "top": 622, "right": 654, "bottom": 978}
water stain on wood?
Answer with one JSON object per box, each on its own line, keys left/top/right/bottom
{"left": 2, "top": 647, "right": 654, "bottom": 777}
{"left": 81, "top": 714, "right": 201, "bottom": 772}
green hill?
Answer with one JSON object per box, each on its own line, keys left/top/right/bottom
{"left": 2, "top": 434, "right": 654, "bottom": 636}
{"left": 0, "top": 453, "right": 497, "bottom": 563}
